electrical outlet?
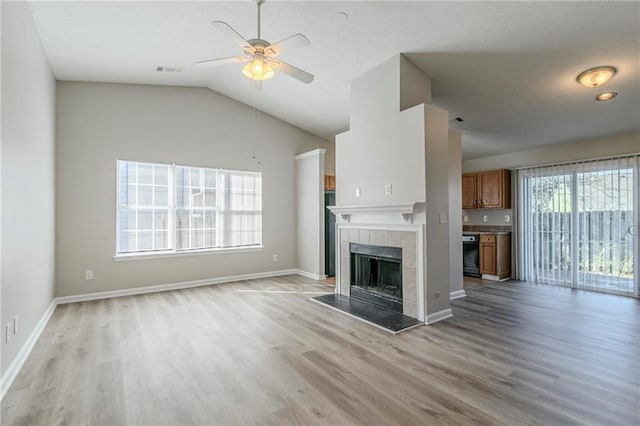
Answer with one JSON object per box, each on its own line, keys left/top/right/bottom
{"left": 463, "top": 215, "right": 469, "bottom": 223}
{"left": 85, "top": 270, "right": 93, "bottom": 280}
{"left": 483, "top": 215, "right": 489, "bottom": 223}
{"left": 385, "top": 184, "right": 392, "bottom": 195}
{"left": 355, "top": 187, "right": 361, "bottom": 197}
{"left": 12, "top": 316, "right": 17, "bottom": 335}
{"left": 504, "top": 214, "right": 511, "bottom": 223}
{"left": 272, "top": 254, "right": 278, "bottom": 262}
{"left": 5, "top": 324, "right": 10, "bottom": 343}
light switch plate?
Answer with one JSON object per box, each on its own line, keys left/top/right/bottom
{"left": 439, "top": 212, "right": 448, "bottom": 224}
{"left": 463, "top": 215, "right": 469, "bottom": 223}
{"left": 355, "top": 187, "right": 361, "bottom": 197}
{"left": 483, "top": 215, "right": 489, "bottom": 223}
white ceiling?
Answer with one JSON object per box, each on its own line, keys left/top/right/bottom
{"left": 28, "top": 1, "right": 640, "bottom": 159}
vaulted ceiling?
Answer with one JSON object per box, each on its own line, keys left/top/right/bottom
{"left": 29, "top": 1, "right": 640, "bottom": 159}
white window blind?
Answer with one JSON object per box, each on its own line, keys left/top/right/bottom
{"left": 117, "top": 160, "right": 262, "bottom": 255}
{"left": 519, "top": 155, "right": 639, "bottom": 296}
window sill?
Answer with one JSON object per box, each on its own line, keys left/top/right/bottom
{"left": 113, "top": 245, "right": 264, "bottom": 262}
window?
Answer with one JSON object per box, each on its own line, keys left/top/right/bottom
{"left": 117, "top": 160, "right": 262, "bottom": 255}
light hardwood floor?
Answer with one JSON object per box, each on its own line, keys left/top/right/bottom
{"left": 2, "top": 275, "right": 639, "bottom": 425}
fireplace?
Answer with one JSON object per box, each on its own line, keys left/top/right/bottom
{"left": 350, "top": 243, "right": 403, "bottom": 313}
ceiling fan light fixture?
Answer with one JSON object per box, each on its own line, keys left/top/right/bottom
{"left": 576, "top": 66, "right": 617, "bottom": 88}
{"left": 242, "top": 54, "right": 275, "bottom": 81}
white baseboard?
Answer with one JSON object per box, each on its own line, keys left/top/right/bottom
{"left": 56, "top": 269, "right": 299, "bottom": 304}
{"left": 425, "top": 308, "right": 453, "bottom": 325}
{"left": 1, "top": 299, "right": 57, "bottom": 401}
{"left": 450, "top": 290, "right": 467, "bottom": 300}
{"left": 294, "top": 269, "right": 327, "bottom": 281}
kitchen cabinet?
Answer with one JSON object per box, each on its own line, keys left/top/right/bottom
{"left": 324, "top": 175, "right": 336, "bottom": 191}
{"left": 462, "top": 169, "right": 511, "bottom": 209}
{"left": 479, "top": 233, "right": 511, "bottom": 280}
{"left": 461, "top": 174, "right": 477, "bottom": 209}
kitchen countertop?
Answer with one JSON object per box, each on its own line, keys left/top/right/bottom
{"left": 462, "top": 231, "right": 511, "bottom": 235}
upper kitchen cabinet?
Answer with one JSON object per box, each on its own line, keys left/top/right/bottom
{"left": 462, "top": 169, "right": 511, "bottom": 209}
{"left": 461, "top": 173, "right": 478, "bottom": 209}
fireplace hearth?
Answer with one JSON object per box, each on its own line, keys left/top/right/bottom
{"left": 350, "top": 243, "right": 403, "bottom": 312}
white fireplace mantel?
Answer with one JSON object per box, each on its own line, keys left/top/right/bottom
{"left": 328, "top": 202, "right": 418, "bottom": 223}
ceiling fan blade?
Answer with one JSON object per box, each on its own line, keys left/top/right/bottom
{"left": 266, "top": 33, "right": 310, "bottom": 56}
{"left": 196, "top": 55, "right": 249, "bottom": 68}
{"left": 212, "top": 21, "right": 254, "bottom": 54}
{"left": 270, "top": 59, "right": 314, "bottom": 84}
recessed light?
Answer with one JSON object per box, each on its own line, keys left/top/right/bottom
{"left": 595, "top": 91, "right": 618, "bottom": 101}
{"left": 576, "top": 66, "right": 617, "bottom": 88}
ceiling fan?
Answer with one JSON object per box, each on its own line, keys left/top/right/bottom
{"left": 197, "top": 0, "right": 314, "bottom": 84}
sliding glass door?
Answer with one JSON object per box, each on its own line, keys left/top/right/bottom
{"left": 522, "top": 171, "right": 574, "bottom": 287}
{"left": 521, "top": 155, "right": 639, "bottom": 297}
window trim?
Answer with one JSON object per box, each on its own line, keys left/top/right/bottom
{"left": 115, "top": 159, "right": 263, "bottom": 258}
{"left": 113, "top": 244, "right": 264, "bottom": 261}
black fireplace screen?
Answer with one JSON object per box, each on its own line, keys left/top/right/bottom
{"left": 350, "top": 243, "right": 402, "bottom": 312}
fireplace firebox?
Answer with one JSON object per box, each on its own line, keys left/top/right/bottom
{"left": 350, "top": 243, "right": 403, "bottom": 313}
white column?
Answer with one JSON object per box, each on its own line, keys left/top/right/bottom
{"left": 295, "top": 149, "right": 326, "bottom": 280}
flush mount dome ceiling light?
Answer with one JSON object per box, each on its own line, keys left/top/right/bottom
{"left": 576, "top": 66, "right": 617, "bottom": 88}
{"left": 595, "top": 91, "right": 618, "bottom": 101}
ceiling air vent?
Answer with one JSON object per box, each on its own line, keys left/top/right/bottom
{"left": 155, "top": 66, "right": 184, "bottom": 73}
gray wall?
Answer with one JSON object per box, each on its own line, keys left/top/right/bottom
{"left": 55, "top": 82, "right": 333, "bottom": 297}
{"left": 336, "top": 55, "right": 426, "bottom": 206}
{"left": 462, "top": 132, "right": 639, "bottom": 173}
{"left": 423, "top": 105, "right": 453, "bottom": 314}
{"left": 1, "top": 2, "right": 57, "bottom": 377}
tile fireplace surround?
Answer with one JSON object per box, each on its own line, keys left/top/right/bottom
{"left": 338, "top": 227, "right": 422, "bottom": 319}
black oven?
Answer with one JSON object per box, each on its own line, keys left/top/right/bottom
{"left": 462, "top": 234, "right": 481, "bottom": 278}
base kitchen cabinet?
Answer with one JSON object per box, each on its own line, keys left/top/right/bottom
{"left": 479, "top": 233, "right": 511, "bottom": 280}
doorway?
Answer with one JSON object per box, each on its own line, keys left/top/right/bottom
{"left": 325, "top": 191, "right": 336, "bottom": 277}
